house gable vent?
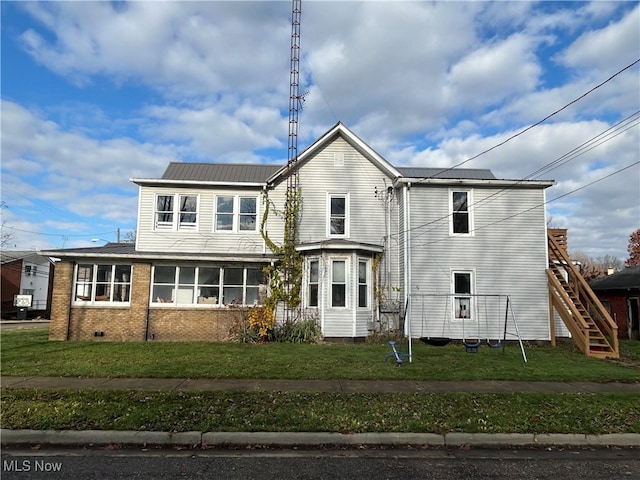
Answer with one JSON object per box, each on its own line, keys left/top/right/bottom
{"left": 333, "top": 152, "right": 344, "bottom": 167}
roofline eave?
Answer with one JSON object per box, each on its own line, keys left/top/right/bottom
{"left": 39, "top": 251, "right": 279, "bottom": 263}
{"left": 130, "top": 178, "right": 268, "bottom": 188}
{"left": 394, "top": 178, "right": 556, "bottom": 188}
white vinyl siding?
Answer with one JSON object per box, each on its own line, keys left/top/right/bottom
{"left": 137, "top": 186, "right": 267, "bottom": 254}
{"left": 294, "top": 137, "right": 391, "bottom": 247}
{"left": 407, "top": 184, "right": 551, "bottom": 341}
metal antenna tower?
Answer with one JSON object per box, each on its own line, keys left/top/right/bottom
{"left": 282, "top": 0, "right": 302, "bottom": 321}
{"left": 287, "top": 0, "right": 302, "bottom": 191}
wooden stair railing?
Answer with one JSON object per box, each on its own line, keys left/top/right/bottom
{"left": 547, "top": 231, "right": 619, "bottom": 359}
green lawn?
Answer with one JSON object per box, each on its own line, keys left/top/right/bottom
{"left": 1, "top": 329, "right": 639, "bottom": 382}
{"left": 2, "top": 389, "right": 639, "bottom": 434}
{"left": 1, "top": 330, "right": 639, "bottom": 434}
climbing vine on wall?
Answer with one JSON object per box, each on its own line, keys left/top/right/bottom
{"left": 260, "top": 188, "right": 303, "bottom": 314}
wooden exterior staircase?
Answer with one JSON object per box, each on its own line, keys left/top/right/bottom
{"left": 547, "top": 229, "right": 618, "bottom": 359}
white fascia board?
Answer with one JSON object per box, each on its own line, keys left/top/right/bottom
{"left": 394, "top": 178, "right": 556, "bottom": 188}
{"left": 130, "top": 178, "right": 267, "bottom": 188}
{"left": 39, "top": 251, "right": 278, "bottom": 263}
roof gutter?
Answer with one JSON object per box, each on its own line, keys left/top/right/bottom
{"left": 39, "top": 251, "right": 279, "bottom": 263}
{"left": 394, "top": 178, "right": 555, "bottom": 188}
{"left": 130, "top": 178, "right": 268, "bottom": 188}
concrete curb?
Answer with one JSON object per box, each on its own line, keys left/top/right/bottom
{"left": 2, "top": 429, "right": 639, "bottom": 448}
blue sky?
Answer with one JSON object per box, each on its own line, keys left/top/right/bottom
{"left": 1, "top": 1, "right": 639, "bottom": 260}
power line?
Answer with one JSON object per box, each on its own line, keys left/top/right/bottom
{"left": 406, "top": 116, "right": 639, "bottom": 240}
{"left": 7, "top": 227, "right": 118, "bottom": 238}
{"left": 417, "top": 58, "right": 640, "bottom": 181}
{"left": 411, "top": 160, "right": 639, "bottom": 249}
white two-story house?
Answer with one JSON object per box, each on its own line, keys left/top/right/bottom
{"left": 46, "top": 122, "right": 559, "bottom": 342}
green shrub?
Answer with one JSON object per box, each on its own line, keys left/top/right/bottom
{"left": 273, "top": 314, "right": 322, "bottom": 344}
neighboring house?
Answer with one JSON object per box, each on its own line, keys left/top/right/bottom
{"left": 1, "top": 251, "right": 55, "bottom": 317}
{"left": 590, "top": 265, "right": 640, "bottom": 340}
{"left": 44, "top": 122, "right": 562, "bottom": 343}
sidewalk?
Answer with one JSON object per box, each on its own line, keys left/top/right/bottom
{"left": 2, "top": 375, "right": 639, "bottom": 448}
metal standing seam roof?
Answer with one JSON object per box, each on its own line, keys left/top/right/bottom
{"left": 161, "top": 163, "right": 282, "bottom": 183}
{"left": 396, "top": 167, "right": 496, "bottom": 180}
{"left": 161, "top": 162, "right": 501, "bottom": 183}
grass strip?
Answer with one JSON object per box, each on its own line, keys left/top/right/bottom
{"left": 2, "top": 330, "right": 639, "bottom": 382}
{"left": 2, "top": 389, "right": 638, "bottom": 434}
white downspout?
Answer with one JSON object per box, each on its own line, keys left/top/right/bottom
{"left": 403, "top": 183, "right": 412, "bottom": 362}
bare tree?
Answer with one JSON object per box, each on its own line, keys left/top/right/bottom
{"left": 1, "top": 221, "right": 16, "bottom": 249}
{"left": 601, "top": 255, "right": 624, "bottom": 273}
{"left": 122, "top": 229, "right": 136, "bottom": 243}
{"left": 0, "top": 202, "right": 16, "bottom": 248}
{"left": 572, "top": 251, "right": 607, "bottom": 281}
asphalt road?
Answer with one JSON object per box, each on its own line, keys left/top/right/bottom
{"left": 2, "top": 446, "right": 639, "bottom": 480}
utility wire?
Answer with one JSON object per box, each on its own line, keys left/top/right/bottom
{"left": 416, "top": 58, "right": 640, "bottom": 181}
{"left": 406, "top": 116, "right": 639, "bottom": 240}
{"left": 412, "top": 160, "right": 639, "bottom": 249}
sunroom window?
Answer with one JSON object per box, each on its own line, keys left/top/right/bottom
{"left": 74, "top": 264, "right": 131, "bottom": 304}
{"left": 151, "top": 265, "right": 265, "bottom": 306}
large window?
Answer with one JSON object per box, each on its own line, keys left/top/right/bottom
{"left": 451, "top": 191, "right": 472, "bottom": 235}
{"left": 74, "top": 264, "right": 131, "bottom": 304}
{"left": 453, "top": 271, "right": 473, "bottom": 319}
{"left": 215, "top": 196, "right": 258, "bottom": 232}
{"left": 331, "top": 259, "right": 347, "bottom": 308}
{"left": 308, "top": 259, "right": 319, "bottom": 307}
{"left": 152, "top": 265, "right": 266, "bottom": 306}
{"left": 328, "top": 194, "right": 348, "bottom": 236}
{"left": 155, "top": 194, "right": 198, "bottom": 230}
{"left": 358, "top": 259, "right": 369, "bottom": 308}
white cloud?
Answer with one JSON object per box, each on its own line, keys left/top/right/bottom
{"left": 1, "top": 100, "right": 174, "bottom": 239}
{"left": 558, "top": 4, "right": 640, "bottom": 71}
{"left": 3, "top": 1, "right": 638, "bottom": 260}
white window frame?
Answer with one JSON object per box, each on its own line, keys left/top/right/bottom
{"left": 214, "top": 195, "right": 259, "bottom": 233}
{"left": 73, "top": 263, "right": 132, "bottom": 305}
{"left": 306, "top": 258, "right": 320, "bottom": 308}
{"left": 178, "top": 194, "right": 199, "bottom": 230}
{"left": 451, "top": 270, "right": 475, "bottom": 321}
{"left": 154, "top": 193, "right": 199, "bottom": 231}
{"left": 329, "top": 257, "right": 349, "bottom": 309}
{"left": 449, "top": 189, "right": 473, "bottom": 236}
{"left": 357, "top": 258, "right": 370, "bottom": 309}
{"left": 327, "top": 193, "right": 349, "bottom": 238}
